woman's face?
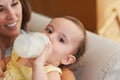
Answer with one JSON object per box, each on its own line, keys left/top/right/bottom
{"left": 43, "top": 18, "right": 83, "bottom": 66}
{"left": 0, "top": 0, "right": 22, "bottom": 38}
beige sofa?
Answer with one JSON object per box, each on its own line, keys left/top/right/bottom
{"left": 27, "top": 12, "right": 120, "bottom": 80}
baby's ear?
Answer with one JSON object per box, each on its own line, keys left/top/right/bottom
{"left": 61, "top": 55, "right": 76, "bottom": 65}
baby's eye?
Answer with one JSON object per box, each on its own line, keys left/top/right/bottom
{"left": 59, "top": 38, "right": 65, "bottom": 43}
{"left": 46, "top": 28, "right": 52, "bottom": 33}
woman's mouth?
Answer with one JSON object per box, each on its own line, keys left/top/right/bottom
{"left": 5, "top": 21, "right": 17, "bottom": 30}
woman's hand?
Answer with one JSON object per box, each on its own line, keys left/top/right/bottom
{"left": 0, "top": 69, "right": 5, "bottom": 78}
{"left": 0, "top": 60, "right": 5, "bottom": 78}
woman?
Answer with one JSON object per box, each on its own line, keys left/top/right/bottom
{"left": 0, "top": 0, "right": 75, "bottom": 80}
{"left": 0, "top": 0, "right": 31, "bottom": 60}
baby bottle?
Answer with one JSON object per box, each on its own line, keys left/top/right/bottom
{"left": 13, "top": 32, "right": 50, "bottom": 58}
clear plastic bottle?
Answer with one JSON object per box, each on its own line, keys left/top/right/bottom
{"left": 13, "top": 32, "right": 50, "bottom": 58}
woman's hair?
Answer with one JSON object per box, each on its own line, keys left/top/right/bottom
{"left": 19, "top": 0, "right": 31, "bottom": 30}
{"left": 60, "top": 16, "right": 86, "bottom": 71}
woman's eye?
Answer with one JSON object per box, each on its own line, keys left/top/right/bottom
{"left": 0, "top": 8, "right": 4, "bottom": 12}
{"left": 11, "top": 2, "right": 18, "bottom": 7}
{"left": 59, "top": 38, "right": 65, "bottom": 43}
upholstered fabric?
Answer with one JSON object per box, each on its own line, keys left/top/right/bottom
{"left": 27, "top": 12, "right": 120, "bottom": 80}
{"left": 27, "top": 12, "right": 51, "bottom": 32}
{"left": 75, "top": 31, "right": 120, "bottom": 80}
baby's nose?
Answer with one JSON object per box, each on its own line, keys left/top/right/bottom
{"left": 48, "top": 35, "right": 54, "bottom": 43}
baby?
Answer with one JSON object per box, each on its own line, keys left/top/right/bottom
{"left": 32, "top": 16, "right": 86, "bottom": 80}
{"left": 0, "top": 16, "right": 86, "bottom": 80}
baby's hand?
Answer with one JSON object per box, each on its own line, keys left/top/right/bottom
{"left": 35, "top": 43, "right": 52, "bottom": 65}
{"left": 29, "top": 43, "right": 52, "bottom": 67}
{"left": 0, "top": 69, "right": 5, "bottom": 78}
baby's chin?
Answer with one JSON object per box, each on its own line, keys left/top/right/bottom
{"left": 45, "top": 61, "right": 55, "bottom": 66}
{"left": 45, "top": 62, "right": 51, "bottom": 66}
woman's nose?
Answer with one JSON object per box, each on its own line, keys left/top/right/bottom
{"left": 6, "top": 9, "right": 17, "bottom": 21}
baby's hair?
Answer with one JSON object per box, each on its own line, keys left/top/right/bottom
{"left": 59, "top": 16, "right": 86, "bottom": 71}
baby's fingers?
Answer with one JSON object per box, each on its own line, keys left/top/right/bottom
{"left": 34, "top": 43, "right": 52, "bottom": 65}
{"left": 44, "top": 43, "right": 52, "bottom": 55}
{"left": 38, "top": 43, "right": 52, "bottom": 57}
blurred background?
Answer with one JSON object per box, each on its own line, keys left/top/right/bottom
{"left": 28, "top": 0, "right": 120, "bottom": 43}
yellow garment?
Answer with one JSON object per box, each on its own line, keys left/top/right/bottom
{"left": 0, "top": 50, "right": 62, "bottom": 80}
{"left": 45, "top": 65, "right": 62, "bottom": 74}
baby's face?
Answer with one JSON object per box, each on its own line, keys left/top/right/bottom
{"left": 42, "top": 18, "right": 83, "bottom": 66}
